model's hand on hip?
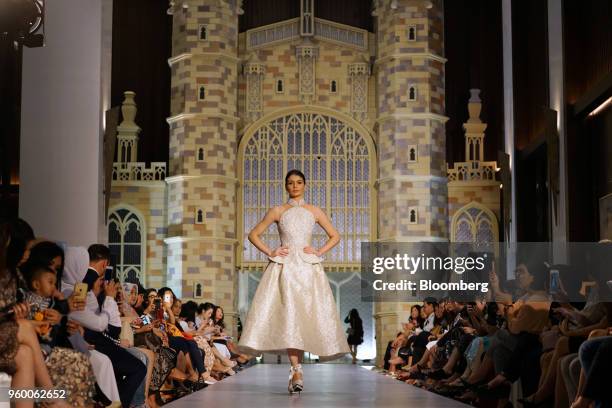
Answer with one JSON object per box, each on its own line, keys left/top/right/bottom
{"left": 303, "top": 246, "right": 320, "bottom": 257}
{"left": 271, "top": 246, "right": 289, "bottom": 257}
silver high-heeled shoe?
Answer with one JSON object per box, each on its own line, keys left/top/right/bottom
{"left": 288, "top": 364, "right": 304, "bottom": 394}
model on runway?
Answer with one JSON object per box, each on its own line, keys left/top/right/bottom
{"left": 238, "top": 169, "right": 350, "bottom": 394}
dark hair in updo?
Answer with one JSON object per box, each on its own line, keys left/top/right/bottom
{"left": 285, "top": 169, "right": 306, "bottom": 185}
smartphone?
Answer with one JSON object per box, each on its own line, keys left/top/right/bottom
{"left": 122, "top": 283, "right": 137, "bottom": 297}
{"left": 163, "top": 293, "right": 172, "bottom": 304}
{"left": 549, "top": 269, "right": 560, "bottom": 294}
{"left": 104, "top": 266, "right": 114, "bottom": 281}
{"left": 74, "top": 282, "right": 88, "bottom": 301}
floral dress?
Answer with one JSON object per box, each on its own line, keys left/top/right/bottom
{"left": 0, "top": 272, "right": 20, "bottom": 375}
{"left": 0, "top": 270, "right": 95, "bottom": 406}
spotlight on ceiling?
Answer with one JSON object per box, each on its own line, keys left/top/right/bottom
{"left": 166, "top": 0, "right": 175, "bottom": 15}
{"left": 0, "top": 0, "right": 45, "bottom": 48}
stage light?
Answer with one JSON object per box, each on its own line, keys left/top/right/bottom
{"left": 166, "top": 0, "right": 175, "bottom": 15}
{"left": 588, "top": 96, "right": 612, "bottom": 117}
{"left": 0, "top": 0, "right": 44, "bottom": 47}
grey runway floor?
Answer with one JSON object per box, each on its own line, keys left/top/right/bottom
{"left": 167, "top": 363, "right": 468, "bottom": 408}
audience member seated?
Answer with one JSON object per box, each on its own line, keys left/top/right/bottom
{"left": 68, "top": 244, "right": 147, "bottom": 408}
{"left": 62, "top": 246, "right": 121, "bottom": 405}
{"left": 0, "top": 217, "right": 257, "bottom": 408}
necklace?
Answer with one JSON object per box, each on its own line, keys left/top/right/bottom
{"left": 288, "top": 198, "right": 305, "bottom": 207}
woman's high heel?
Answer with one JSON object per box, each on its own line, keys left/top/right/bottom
{"left": 288, "top": 364, "right": 304, "bottom": 394}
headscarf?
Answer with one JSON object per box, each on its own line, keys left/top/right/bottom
{"left": 61, "top": 246, "right": 90, "bottom": 296}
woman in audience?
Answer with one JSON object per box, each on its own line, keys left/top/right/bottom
{"left": 195, "top": 302, "right": 214, "bottom": 329}
{"left": 1, "top": 221, "right": 70, "bottom": 408}
{"left": 26, "top": 241, "right": 65, "bottom": 284}
{"left": 175, "top": 300, "right": 220, "bottom": 383}
{"left": 212, "top": 305, "right": 252, "bottom": 364}
{"left": 158, "top": 287, "right": 208, "bottom": 388}
{"left": 116, "top": 284, "right": 159, "bottom": 408}
{"left": 135, "top": 297, "right": 190, "bottom": 405}
{"left": 138, "top": 288, "right": 157, "bottom": 315}
{"left": 194, "top": 302, "right": 239, "bottom": 376}
{"left": 410, "top": 305, "right": 424, "bottom": 327}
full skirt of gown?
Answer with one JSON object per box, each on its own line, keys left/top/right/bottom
{"left": 238, "top": 205, "right": 350, "bottom": 361}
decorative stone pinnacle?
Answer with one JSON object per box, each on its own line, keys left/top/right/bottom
{"left": 118, "top": 91, "right": 141, "bottom": 132}
{"left": 467, "top": 89, "right": 483, "bottom": 124}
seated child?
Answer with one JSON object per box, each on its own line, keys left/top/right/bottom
{"left": 23, "top": 263, "right": 59, "bottom": 352}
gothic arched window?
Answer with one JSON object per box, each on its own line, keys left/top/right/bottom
{"left": 276, "top": 79, "right": 284, "bottom": 93}
{"left": 451, "top": 202, "right": 499, "bottom": 244}
{"left": 198, "top": 86, "right": 206, "bottom": 100}
{"left": 197, "top": 148, "right": 205, "bottom": 162}
{"left": 108, "top": 207, "right": 145, "bottom": 283}
{"left": 240, "top": 112, "right": 374, "bottom": 267}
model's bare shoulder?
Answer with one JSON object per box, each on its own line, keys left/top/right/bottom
{"left": 303, "top": 204, "right": 324, "bottom": 221}
{"left": 270, "top": 204, "right": 293, "bottom": 221}
{"left": 269, "top": 205, "right": 285, "bottom": 219}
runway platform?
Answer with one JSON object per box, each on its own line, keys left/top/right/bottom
{"left": 167, "top": 363, "right": 467, "bottom": 407}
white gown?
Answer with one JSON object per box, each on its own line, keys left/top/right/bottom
{"left": 238, "top": 200, "right": 350, "bottom": 360}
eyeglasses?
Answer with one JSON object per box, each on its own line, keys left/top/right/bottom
{"left": 148, "top": 294, "right": 156, "bottom": 298}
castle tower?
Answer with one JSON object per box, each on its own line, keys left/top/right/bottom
{"left": 447, "top": 90, "right": 500, "bottom": 244}
{"left": 166, "top": 0, "right": 241, "bottom": 325}
{"left": 373, "top": 0, "right": 448, "bottom": 365}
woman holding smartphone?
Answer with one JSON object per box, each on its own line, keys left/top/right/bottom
{"left": 157, "top": 287, "right": 208, "bottom": 389}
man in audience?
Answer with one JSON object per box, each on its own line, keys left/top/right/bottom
{"left": 88, "top": 244, "right": 111, "bottom": 278}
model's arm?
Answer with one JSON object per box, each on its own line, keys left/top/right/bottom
{"left": 309, "top": 207, "right": 340, "bottom": 257}
{"left": 248, "top": 207, "right": 287, "bottom": 257}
